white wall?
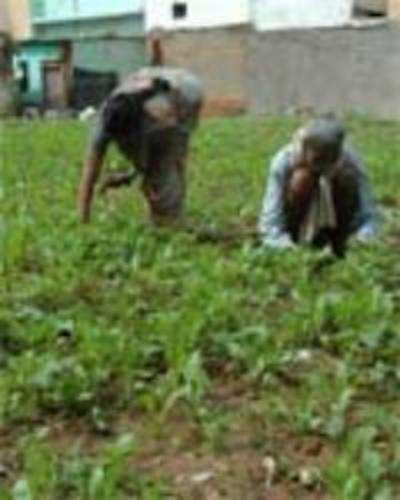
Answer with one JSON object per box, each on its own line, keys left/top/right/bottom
{"left": 251, "top": 0, "right": 353, "bottom": 31}
{"left": 78, "top": 0, "right": 144, "bottom": 17}
{"left": 35, "top": 0, "right": 143, "bottom": 21}
{"left": 8, "top": 0, "right": 32, "bottom": 40}
{"left": 0, "top": 1, "right": 11, "bottom": 32}
{"left": 145, "top": 0, "right": 250, "bottom": 31}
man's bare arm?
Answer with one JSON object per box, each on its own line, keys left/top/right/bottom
{"left": 344, "top": 146, "right": 379, "bottom": 241}
{"left": 77, "top": 150, "right": 106, "bottom": 223}
{"left": 258, "top": 148, "right": 294, "bottom": 248}
{"left": 77, "top": 122, "right": 110, "bottom": 223}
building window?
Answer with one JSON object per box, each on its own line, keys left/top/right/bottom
{"left": 172, "top": 2, "right": 187, "bottom": 19}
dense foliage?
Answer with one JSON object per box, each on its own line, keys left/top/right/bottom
{"left": 1, "top": 116, "right": 400, "bottom": 498}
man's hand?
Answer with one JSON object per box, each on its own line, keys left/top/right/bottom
{"left": 262, "top": 233, "right": 295, "bottom": 249}
{"left": 354, "top": 224, "right": 376, "bottom": 244}
{"left": 77, "top": 151, "right": 105, "bottom": 224}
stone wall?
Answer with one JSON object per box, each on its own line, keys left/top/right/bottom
{"left": 160, "top": 25, "right": 250, "bottom": 116}
{"left": 389, "top": 0, "right": 400, "bottom": 18}
{"left": 160, "top": 23, "right": 400, "bottom": 119}
{"left": 247, "top": 24, "right": 400, "bottom": 120}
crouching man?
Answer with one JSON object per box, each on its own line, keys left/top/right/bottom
{"left": 77, "top": 67, "right": 203, "bottom": 224}
{"left": 258, "top": 119, "right": 379, "bottom": 257}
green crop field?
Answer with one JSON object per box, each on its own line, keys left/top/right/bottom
{"left": 1, "top": 116, "right": 400, "bottom": 499}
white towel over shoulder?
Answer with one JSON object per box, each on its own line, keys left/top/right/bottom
{"left": 299, "top": 176, "right": 337, "bottom": 243}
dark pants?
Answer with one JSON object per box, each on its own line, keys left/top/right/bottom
{"left": 285, "top": 168, "right": 360, "bottom": 257}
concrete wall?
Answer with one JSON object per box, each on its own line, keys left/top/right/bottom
{"left": 7, "top": 0, "right": 32, "bottom": 40}
{"left": 32, "top": 14, "right": 146, "bottom": 81}
{"left": 247, "top": 25, "right": 400, "bottom": 119}
{"left": 161, "top": 26, "right": 249, "bottom": 115}
{"left": 389, "top": 0, "right": 400, "bottom": 18}
{"left": 33, "top": 13, "right": 144, "bottom": 39}
{"left": 145, "top": 0, "right": 249, "bottom": 32}
{"left": 354, "top": 0, "right": 387, "bottom": 14}
{"left": 251, "top": 0, "right": 352, "bottom": 31}
{"left": 72, "top": 38, "right": 146, "bottom": 79}
{"left": 0, "top": 1, "right": 11, "bottom": 33}
{"left": 160, "top": 23, "right": 400, "bottom": 120}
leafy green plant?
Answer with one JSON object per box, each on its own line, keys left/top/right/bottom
{"left": 1, "top": 116, "right": 400, "bottom": 497}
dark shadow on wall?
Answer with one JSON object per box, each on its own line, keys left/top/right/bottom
{"left": 72, "top": 67, "right": 118, "bottom": 110}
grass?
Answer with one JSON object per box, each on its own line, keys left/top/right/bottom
{"left": 1, "top": 115, "right": 400, "bottom": 498}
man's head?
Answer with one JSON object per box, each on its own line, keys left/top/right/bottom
{"left": 301, "top": 119, "right": 345, "bottom": 175}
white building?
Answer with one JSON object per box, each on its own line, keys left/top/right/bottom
{"left": 32, "top": 0, "right": 144, "bottom": 22}
{"left": 145, "top": 0, "right": 249, "bottom": 31}
{"left": 251, "top": 0, "right": 352, "bottom": 31}
{"left": 145, "top": 0, "right": 389, "bottom": 32}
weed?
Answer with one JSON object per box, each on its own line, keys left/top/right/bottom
{"left": 1, "top": 116, "right": 400, "bottom": 497}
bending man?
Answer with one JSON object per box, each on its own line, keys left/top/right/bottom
{"left": 78, "top": 67, "right": 203, "bottom": 224}
{"left": 258, "top": 118, "right": 378, "bottom": 257}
